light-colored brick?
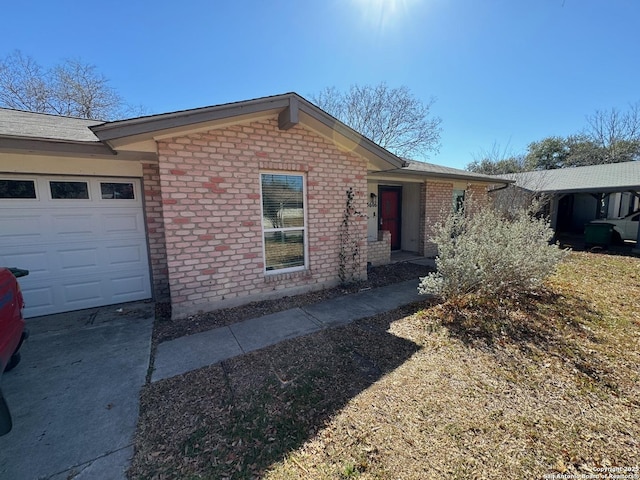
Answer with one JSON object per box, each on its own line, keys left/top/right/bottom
{"left": 156, "top": 118, "right": 367, "bottom": 319}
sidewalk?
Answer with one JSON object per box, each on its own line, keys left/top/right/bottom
{"left": 151, "top": 276, "right": 431, "bottom": 382}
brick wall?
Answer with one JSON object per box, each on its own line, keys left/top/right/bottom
{"left": 466, "top": 183, "right": 490, "bottom": 214}
{"left": 418, "top": 181, "right": 491, "bottom": 257}
{"left": 367, "top": 230, "right": 391, "bottom": 266}
{"left": 419, "top": 181, "right": 454, "bottom": 257}
{"left": 156, "top": 118, "right": 367, "bottom": 319}
{"left": 142, "top": 161, "right": 170, "bottom": 301}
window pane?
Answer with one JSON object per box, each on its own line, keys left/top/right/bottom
{"left": 453, "top": 189, "right": 465, "bottom": 212}
{"left": 0, "top": 180, "right": 36, "bottom": 199}
{"left": 264, "top": 230, "right": 305, "bottom": 271}
{"left": 50, "top": 181, "right": 89, "bottom": 199}
{"left": 101, "top": 182, "right": 134, "bottom": 199}
{"left": 261, "top": 174, "right": 304, "bottom": 228}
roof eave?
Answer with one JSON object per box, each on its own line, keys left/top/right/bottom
{"left": 0, "top": 135, "right": 115, "bottom": 156}
{"left": 91, "top": 92, "right": 406, "bottom": 170}
{"left": 537, "top": 186, "right": 640, "bottom": 195}
{"left": 296, "top": 100, "right": 405, "bottom": 170}
{"left": 387, "top": 168, "right": 514, "bottom": 184}
{"left": 91, "top": 95, "right": 292, "bottom": 141}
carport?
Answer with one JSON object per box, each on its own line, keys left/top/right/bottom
{"left": 499, "top": 162, "right": 640, "bottom": 248}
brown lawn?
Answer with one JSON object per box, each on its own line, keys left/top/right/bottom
{"left": 129, "top": 252, "right": 640, "bottom": 479}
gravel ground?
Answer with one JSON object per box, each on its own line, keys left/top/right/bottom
{"left": 153, "top": 262, "right": 434, "bottom": 344}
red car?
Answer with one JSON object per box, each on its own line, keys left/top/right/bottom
{"left": 0, "top": 267, "right": 29, "bottom": 435}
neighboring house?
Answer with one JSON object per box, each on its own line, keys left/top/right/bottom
{"left": 497, "top": 162, "right": 640, "bottom": 243}
{"left": 0, "top": 93, "right": 503, "bottom": 319}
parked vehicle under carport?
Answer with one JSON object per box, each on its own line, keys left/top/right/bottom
{"left": 590, "top": 210, "right": 640, "bottom": 244}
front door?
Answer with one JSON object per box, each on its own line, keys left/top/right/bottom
{"left": 379, "top": 187, "right": 402, "bottom": 250}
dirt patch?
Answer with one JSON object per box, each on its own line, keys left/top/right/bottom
{"left": 153, "top": 262, "right": 433, "bottom": 344}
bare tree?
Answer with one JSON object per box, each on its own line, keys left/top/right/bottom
{"left": 584, "top": 102, "right": 640, "bottom": 163}
{"left": 312, "top": 83, "right": 442, "bottom": 158}
{"left": 0, "top": 52, "right": 49, "bottom": 113}
{"left": 0, "top": 50, "right": 139, "bottom": 120}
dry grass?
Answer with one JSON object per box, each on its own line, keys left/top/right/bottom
{"left": 129, "top": 252, "right": 640, "bottom": 479}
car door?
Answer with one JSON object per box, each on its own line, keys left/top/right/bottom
{"left": 625, "top": 213, "right": 640, "bottom": 240}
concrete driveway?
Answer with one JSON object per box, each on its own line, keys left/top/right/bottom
{"left": 0, "top": 301, "right": 154, "bottom": 480}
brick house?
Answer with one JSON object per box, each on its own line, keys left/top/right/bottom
{"left": 366, "top": 160, "right": 497, "bottom": 264}
{"left": 0, "top": 93, "right": 503, "bottom": 319}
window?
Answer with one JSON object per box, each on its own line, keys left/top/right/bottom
{"left": 0, "top": 179, "right": 36, "bottom": 199}
{"left": 101, "top": 182, "right": 134, "bottom": 199}
{"left": 261, "top": 173, "right": 306, "bottom": 272}
{"left": 453, "top": 189, "right": 465, "bottom": 212}
{"left": 50, "top": 181, "right": 89, "bottom": 199}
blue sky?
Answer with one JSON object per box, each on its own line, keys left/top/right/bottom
{"left": 2, "top": 0, "right": 638, "bottom": 169}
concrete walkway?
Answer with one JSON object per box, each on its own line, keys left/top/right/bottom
{"left": 152, "top": 276, "right": 431, "bottom": 382}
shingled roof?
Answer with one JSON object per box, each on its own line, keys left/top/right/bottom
{"left": 0, "top": 108, "right": 103, "bottom": 142}
{"left": 498, "top": 161, "right": 640, "bottom": 194}
{"left": 387, "top": 159, "right": 508, "bottom": 184}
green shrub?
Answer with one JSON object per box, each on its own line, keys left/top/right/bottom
{"left": 419, "top": 204, "right": 568, "bottom": 300}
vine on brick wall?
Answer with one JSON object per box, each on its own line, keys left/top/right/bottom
{"left": 339, "top": 187, "right": 365, "bottom": 284}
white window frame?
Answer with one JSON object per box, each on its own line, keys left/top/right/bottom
{"left": 98, "top": 181, "right": 136, "bottom": 201}
{"left": 0, "top": 177, "right": 39, "bottom": 200}
{"left": 260, "top": 172, "right": 308, "bottom": 274}
{"left": 48, "top": 178, "right": 91, "bottom": 201}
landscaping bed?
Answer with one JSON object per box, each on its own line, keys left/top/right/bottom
{"left": 153, "top": 261, "right": 434, "bottom": 344}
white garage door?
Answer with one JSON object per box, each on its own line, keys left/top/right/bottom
{"left": 0, "top": 175, "right": 152, "bottom": 318}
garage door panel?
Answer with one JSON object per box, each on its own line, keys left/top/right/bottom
{"left": 18, "top": 285, "right": 55, "bottom": 310}
{"left": 18, "top": 269, "right": 152, "bottom": 317}
{"left": 107, "top": 244, "right": 147, "bottom": 267}
{"left": 4, "top": 243, "right": 148, "bottom": 277}
{"left": 63, "top": 280, "right": 104, "bottom": 304}
{"left": 0, "top": 249, "right": 53, "bottom": 277}
{"left": 58, "top": 247, "right": 100, "bottom": 272}
{"left": 111, "top": 275, "right": 149, "bottom": 299}
{"left": 51, "top": 214, "right": 97, "bottom": 237}
{"left": 0, "top": 214, "right": 48, "bottom": 243}
{"left": 0, "top": 175, "right": 151, "bottom": 317}
{"left": 102, "top": 212, "right": 145, "bottom": 236}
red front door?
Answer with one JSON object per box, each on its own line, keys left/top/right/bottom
{"left": 380, "top": 188, "right": 401, "bottom": 250}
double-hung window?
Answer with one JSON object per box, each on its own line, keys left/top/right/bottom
{"left": 261, "top": 173, "right": 306, "bottom": 272}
